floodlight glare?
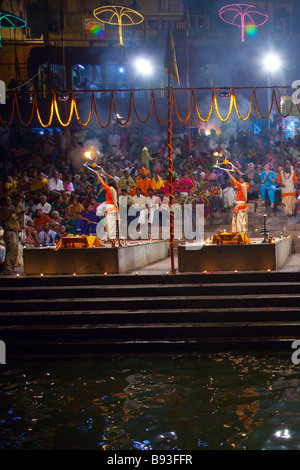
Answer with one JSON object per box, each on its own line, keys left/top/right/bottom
{"left": 134, "top": 58, "right": 153, "bottom": 75}
{"left": 264, "top": 53, "right": 281, "bottom": 72}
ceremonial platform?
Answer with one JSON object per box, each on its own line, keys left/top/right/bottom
{"left": 23, "top": 239, "right": 169, "bottom": 275}
{"left": 178, "top": 237, "right": 292, "bottom": 272}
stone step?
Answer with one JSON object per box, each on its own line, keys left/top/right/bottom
{"left": 1, "top": 306, "right": 300, "bottom": 325}
{"left": 1, "top": 281, "right": 300, "bottom": 300}
{"left": 4, "top": 336, "right": 297, "bottom": 357}
{"left": 2, "top": 321, "right": 300, "bottom": 342}
{"left": 1, "top": 293, "right": 300, "bottom": 312}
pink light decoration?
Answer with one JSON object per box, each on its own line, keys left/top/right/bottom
{"left": 219, "top": 4, "right": 268, "bottom": 42}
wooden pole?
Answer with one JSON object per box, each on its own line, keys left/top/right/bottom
{"left": 167, "top": 76, "right": 175, "bottom": 273}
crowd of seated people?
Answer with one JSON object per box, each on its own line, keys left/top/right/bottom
{"left": 1, "top": 122, "right": 300, "bottom": 256}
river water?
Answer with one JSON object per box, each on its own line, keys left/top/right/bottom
{"left": 1, "top": 351, "right": 300, "bottom": 450}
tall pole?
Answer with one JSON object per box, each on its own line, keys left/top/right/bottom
{"left": 185, "top": 13, "right": 191, "bottom": 153}
{"left": 61, "top": 0, "right": 70, "bottom": 166}
{"left": 167, "top": 75, "right": 175, "bottom": 273}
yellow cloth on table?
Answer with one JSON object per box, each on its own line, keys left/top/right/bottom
{"left": 54, "top": 236, "right": 105, "bottom": 251}
{"left": 211, "top": 232, "right": 250, "bottom": 245}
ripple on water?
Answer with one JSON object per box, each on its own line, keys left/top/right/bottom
{"left": 0, "top": 352, "right": 300, "bottom": 450}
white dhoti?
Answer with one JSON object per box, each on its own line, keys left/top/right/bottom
{"left": 232, "top": 201, "right": 248, "bottom": 233}
{"left": 105, "top": 204, "right": 119, "bottom": 240}
{"left": 281, "top": 195, "right": 296, "bottom": 216}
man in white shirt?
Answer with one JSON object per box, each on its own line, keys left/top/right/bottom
{"left": 131, "top": 187, "right": 147, "bottom": 236}
{"left": 48, "top": 170, "right": 64, "bottom": 195}
{"left": 35, "top": 195, "right": 52, "bottom": 215}
{"left": 145, "top": 187, "right": 160, "bottom": 238}
{"left": 39, "top": 223, "right": 58, "bottom": 246}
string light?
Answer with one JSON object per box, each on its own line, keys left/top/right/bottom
{"left": 2, "top": 87, "right": 297, "bottom": 129}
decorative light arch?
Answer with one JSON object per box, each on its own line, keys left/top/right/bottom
{"left": 219, "top": 4, "right": 268, "bottom": 42}
{"left": 0, "top": 9, "right": 26, "bottom": 46}
{"left": 93, "top": 5, "right": 144, "bottom": 45}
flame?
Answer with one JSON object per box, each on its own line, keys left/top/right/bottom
{"left": 84, "top": 146, "right": 94, "bottom": 160}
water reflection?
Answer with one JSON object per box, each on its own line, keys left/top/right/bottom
{"left": 0, "top": 352, "right": 300, "bottom": 450}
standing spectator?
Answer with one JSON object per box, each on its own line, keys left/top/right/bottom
{"left": 245, "top": 162, "right": 261, "bottom": 200}
{"left": 141, "top": 144, "right": 153, "bottom": 170}
{"left": 260, "top": 163, "right": 277, "bottom": 211}
{"left": 0, "top": 196, "right": 22, "bottom": 275}
{"left": 277, "top": 161, "right": 298, "bottom": 216}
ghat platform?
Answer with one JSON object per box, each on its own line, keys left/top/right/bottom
{"left": 23, "top": 240, "right": 169, "bottom": 275}
{"left": 178, "top": 237, "right": 292, "bottom": 272}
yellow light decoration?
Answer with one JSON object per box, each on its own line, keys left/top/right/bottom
{"left": 2, "top": 86, "right": 300, "bottom": 129}
{"left": 93, "top": 5, "right": 144, "bottom": 45}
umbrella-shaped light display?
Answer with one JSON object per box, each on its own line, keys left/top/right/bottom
{"left": 219, "top": 4, "right": 268, "bottom": 42}
{"left": 0, "top": 10, "right": 26, "bottom": 46}
{"left": 93, "top": 5, "right": 144, "bottom": 45}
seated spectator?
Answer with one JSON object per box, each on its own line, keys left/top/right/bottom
{"left": 199, "top": 183, "right": 211, "bottom": 218}
{"left": 173, "top": 189, "right": 184, "bottom": 220}
{"left": 50, "top": 210, "right": 62, "bottom": 228}
{"left": 73, "top": 183, "right": 86, "bottom": 201}
{"left": 39, "top": 222, "right": 59, "bottom": 246}
{"left": 52, "top": 194, "right": 68, "bottom": 216}
{"left": 132, "top": 169, "right": 154, "bottom": 196}
{"left": 0, "top": 225, "right": 6, "bottom": 262}
{"left": 152, "top": 169, "right": 165, "bottom": 192}
{"left": 76, "top": 203, "right": 99, "bottom": 235}
{"left": 35, "top": 195, "right": 52, "bottom": 215}
{"left": 177, "top": 172, "right": 193, "bottom": 194}
{"left": 56, "top": 224, "right": 69, "bottom": 239}
{"left": 207, "top": 182, "right": 223, "bottom": 212}
{"left": 61, "top": 212, "right": 77, "bottom": 235}
{"left": 63, "top": 175, "right": 75, "bottom": 193}
{"left": 4, "top": 176, "right": 18, "bottom": 197}
{"left": 24, "top": 220, "right": 41, "bottom": 247}
{"left": 18, "top": 173, "right": 31, "bottom": 193}
{"left": 68, "top": 197, "right": 85, "bottom": 220}
{"left": 118, "top": 170, "right": 136, "bottom": 193}
{"left": 79, "top": 173, "right": 91, "bottom": 192}
{"left": 82, "top": 185, "right": 95, "bottom": 208}
{"left": 30, "top": 171, "right": 48, "bottom": 193}
{"left": 33, "top": 208, "right": 51, "bottom": 232}
{"left": 48, "top": 170, "right": 64, "bottom": 195}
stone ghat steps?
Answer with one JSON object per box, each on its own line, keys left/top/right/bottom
{"left": 1, "top": 272, "right": 300, "bottom": 355}
{"left": 1, "top": 293, "right": 300, "bottom": 312}
{"left": 1, "top": 281, "right": 300, "bottom": 301}
{"left": 1, "top": 270, "right": 300, "bottom": 287}
{"left": 1, "top": 306, "right": 300, "bottom": 325}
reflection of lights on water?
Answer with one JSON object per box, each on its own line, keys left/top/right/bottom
{"left": 275, "top": 429, "right": 291, "bottom": 439}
